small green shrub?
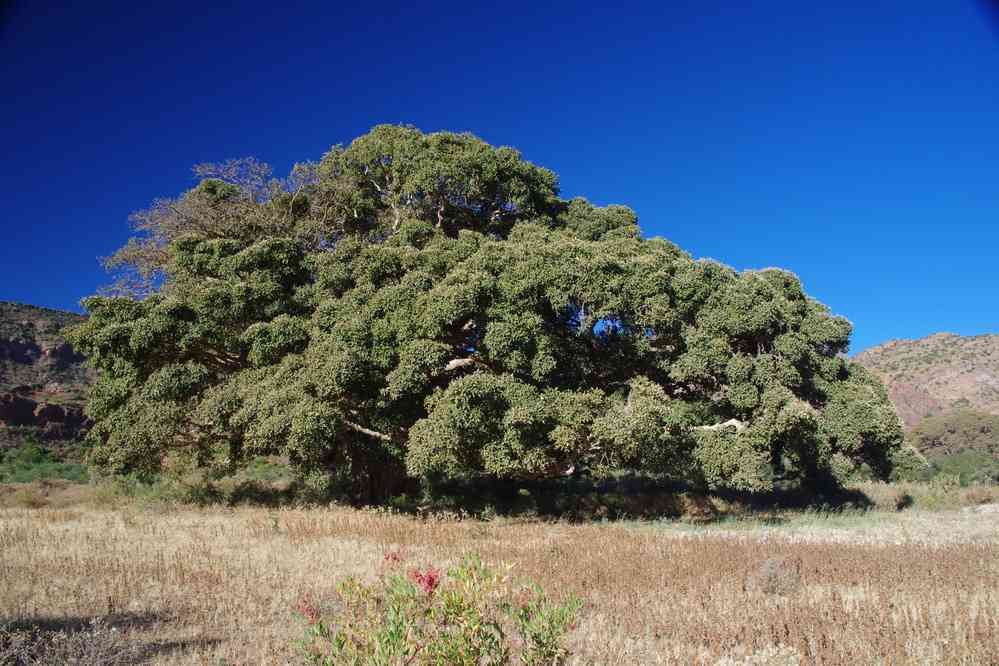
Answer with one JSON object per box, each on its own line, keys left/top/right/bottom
{"left": 0, "top": 445, "right": 88, "bottom": 484}
{"left": 295, "top": 553, "right": 582, "bottom": 665}
{"left": 928, "top": 451, "right": 999, "bottom": 486}
{"left": 888, "top": 446, "right": 932, "bottom": 482}
{"left": 243, "top": 456, "right": 293, "bottom": 482}
{"left": 931, "top": 473, "right": 961, "bottom": 491}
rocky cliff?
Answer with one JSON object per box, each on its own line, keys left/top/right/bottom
{"left": 0, "top": 302, "right": 93, "bottom": 445}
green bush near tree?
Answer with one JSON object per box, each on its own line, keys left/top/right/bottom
{"left": 0, "top": 444, "right": 88, "bottom": 484}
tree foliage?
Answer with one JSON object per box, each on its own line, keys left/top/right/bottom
{"left": 67, "top": 125, "right": 903, "bottom": 499}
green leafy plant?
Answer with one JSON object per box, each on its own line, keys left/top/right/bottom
{"left": 0, "top": 444, "right": 88, "bottom": 484}
{"left": 295, "top": 552, "right": 582, "bottom": 665}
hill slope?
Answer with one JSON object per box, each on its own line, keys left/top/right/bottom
{"left": 0, "top": 301, "right": 92, "bottom": 445}
{"left": 0, "top": 301, "right": 90, "bottom": 393}
{"left": 854, "top": 333, "right": 999, "bottom": 429}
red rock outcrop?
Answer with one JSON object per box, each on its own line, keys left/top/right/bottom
{"left": 0, "top": 392, "right": 89, "bottom": 439}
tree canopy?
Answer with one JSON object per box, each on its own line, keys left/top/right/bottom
{"left": 67, "top": 125, "right": 904, "bottom": 500}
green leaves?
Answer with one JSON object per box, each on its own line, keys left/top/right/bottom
{"left": 71, "top": 125, "right": 904, "bottom": 497}
{"left": 818, "top": 363, "right": 904, "bottom": 476}
{"left": 319, "top": 124, "right": 561, "bottom": 236}
{"left": 242, "top": 315, "right": 309, "bottom": 367}
{"left": 556, "top": 198, "right": 641, "bottom": 240}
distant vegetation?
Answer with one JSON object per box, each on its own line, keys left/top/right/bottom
{"left": 0, "top": 443, "right": 87, "bottom": 484}
{"left": 64, "top": 125, "right": 903, "bottom": 503}
{"left": 904, "top": 409, "right": 999, "bottom": 484}
{"left": 907, "top": 409, "right": 999, "bottom": 456}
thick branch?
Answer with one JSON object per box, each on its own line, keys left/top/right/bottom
{"left": 693, "top": 419, "right": 748, "bottom": 434}
{"left": 444, "top": 357, "right": 477, "bottom": 372}
{"left": 344, "top": 419, "right": 393, "bottom": 442}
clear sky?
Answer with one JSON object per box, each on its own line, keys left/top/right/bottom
{"left": 2, "top": 1, "right": 997, "bottom": 353}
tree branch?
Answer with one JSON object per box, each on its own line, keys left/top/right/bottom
{"left": 344, "top": 419, "right": 393, "bottom": 442}
{"left": 693, "top": 419, "right": 748, "bottom": 434}
{"left": 444, "top": 357, "right": 478, "bottom": 372}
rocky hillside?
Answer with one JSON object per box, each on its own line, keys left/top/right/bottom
{"left": 854, "top": 333, "right": 999, "bottom": 429}
{"left": 0, "top": 301, "right": 93, "bottom": 444}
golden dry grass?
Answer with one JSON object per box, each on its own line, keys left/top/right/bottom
{"left": 1, "top": 492, "right": 998, "bottom": 664}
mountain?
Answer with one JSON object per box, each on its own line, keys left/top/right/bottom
{"left": 0, "top": 301, "right": 93, "bottom": 446}
{"left": 854, "top": 333, "right": 999, "bottom": 429}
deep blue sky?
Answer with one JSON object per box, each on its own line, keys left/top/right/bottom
{"left": 2, "top": 1, "right": 997, "bottom": 353}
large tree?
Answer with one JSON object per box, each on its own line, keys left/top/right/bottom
{"left": 67, "top": 125, "right": 903, "bottom": 500}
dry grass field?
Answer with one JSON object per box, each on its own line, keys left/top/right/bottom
{"left": 1, "top": 482, "right": 998, "bottom": 665}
